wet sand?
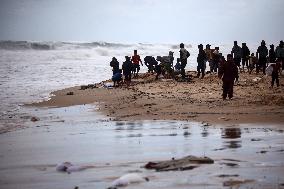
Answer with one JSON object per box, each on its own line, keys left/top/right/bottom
{"left": 1, "top": 105, "right": 284, "bottom": 189}
{"left": 32, "top": 71, "right": 284, "bottom": 125}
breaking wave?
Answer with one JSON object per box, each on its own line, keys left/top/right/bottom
{"left": 0, "top": 41, "right": 135, "bottom": 50}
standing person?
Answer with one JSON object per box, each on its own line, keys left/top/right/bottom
{"left": 179, "top": 43, "right": 190, "bottom": 79}
{"left": 197, "top": 44, "right": 207, "bottom": 78}
{"left": 256, "top": 40, "right": 268, "bottom": 74}
{"left": 218, "top": 54, "right": 238, "bottom": 100}
{"left": 248, "top": 53, "right": 258, "bottom": 74}
{"left": 275, "top": 40, "right": 284, "bottom": 70}
{"left": 241, "top": 43, "right": 250, "bottom": 72}
{"left": 271, "top": 59, "right": 281, "bottom": 88}
{"left": 131, "top": 50, "right": 143, "bottom": 78}
{"left": 205, "top": 44, "right": 213, "bottom": 72}
{"left": 231, "top": 41, "right": 242, "bottom": 71}
{"left": 211, "top": 47, "right": 220, "bottom": 73}
{"left": 269, "top": 44, "right": 276, "bottom": 63}
{"left": 122, "top": 56, "right": 133, "bottom": 87}
{"left": 110, "top": 57, "right": 120, "bottom": 75}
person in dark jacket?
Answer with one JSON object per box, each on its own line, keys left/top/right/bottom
{"left": 218, "top": 54, "right": 239, "bottom": 100}
{"left": 271, "top": 59, "right": 281, "bottom": 88}
{"left": 110, "top": 57, "right": 120, "bottom": 75}
{"left": 197, "top": 44, "right": 207, "bottom": 78}
{"left": 231, "top": 41, "right": 242, "bottom": 70}
{"left": 241, "top": 43, "right": 250, "bottom": 72}
{"left": 144, "top": 56, "right": 158, "bottom": 73}
{"left": 256, "top": 40, "right": 268, "bottom": 74}
{"left": 275, "top": 41, "right": 284, "bottom": 70}
{"left": 269, "top": 44, "right": 276, "bottom": 63}
{"left": 122, "top": 56, "right": 133, "bottom": 87}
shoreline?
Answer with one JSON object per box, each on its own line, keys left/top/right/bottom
{"left": 30, "top": 71, "right": 284, "bottom": 125}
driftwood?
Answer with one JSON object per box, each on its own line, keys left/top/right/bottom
{"left": 144, "top": 155, "right": 214, "bottom": 172}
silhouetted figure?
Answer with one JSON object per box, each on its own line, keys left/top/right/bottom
{"left": 211, "top": 47, "right": 220, "bottom": 73}
{"left": 256, "top": 40, "right": 268, "bottom": 74}
{"left": 271, "top": 59, "right": 281, "bottom": 88}
{"left": 205, "top": 44, "right": 213, "bottom": 72}
{"left": 122, "top": 56, "right": 133, "bottom": 87}
{"left": 110, "top": 57, "right": 120, "bottom": 75}
{"left": 275, "top": 40, "right": 284, "bottom": 70}
{"left": 156, "top": 52, "right": 174, "bottom": 78}
{"left": 112, "top": 69, "right": 122, "bottom": 87}
{"left": 179, "top": 43, "right": 190, "bottom": 79}
{"left": 144, "top": 56, "right": 158, "bottom": 73}
{"left": 131, "top": 50, "right": 143, "bottom": 78}
{"left": 248, "top": 53, "right": 258, "bottom": 74}
{"left": 241, "top": 43, "right": 250, "bottom": 72}
{"left": 197, "top": 44, "right": 207, "bottom": 78}
{"left": 231, "top": 41, "right": 242, "bottom": 71}
{"left": 218, "top": 54, "right": 238, "bottom": 100}
{"left": 154, "top": 60, "right": 164, "bottom": 80}
{"left": 174, "top": 58, "right": 181, "bottom": 72}
{"left": 269, "top": 45, "right": 276, "bottom": 63}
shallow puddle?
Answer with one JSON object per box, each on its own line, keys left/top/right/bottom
{"left": 0, "top": 105, "right": 283, "bottom": 189}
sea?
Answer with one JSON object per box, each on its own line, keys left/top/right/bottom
{"left": 0, "top": 40, "right": 260, "bottom": 132}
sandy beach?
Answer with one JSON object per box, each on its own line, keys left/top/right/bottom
{"left": 33, "top": 71, "right": 284, "bottom": 125}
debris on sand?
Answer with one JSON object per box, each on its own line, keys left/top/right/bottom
{"left": 66, "top": 91, "right": 74, "bottom": 95}
{"left": 56, "top": 162, "right": 95, "bottom": 174}
{"left": 223, "top": 179, "right": 254, "bottom": 187}
{"left": 144, "top": 155, "right": 214, "bottom": 172}
{"left": 107, "top": 173, "right": 149, "bottom": 189}
{"left": 30, "top": 116, "right": 40, "bottom": 122}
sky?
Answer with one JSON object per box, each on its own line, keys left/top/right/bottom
{"left": 0, "top": 0, "right": 283, "bottom": 43}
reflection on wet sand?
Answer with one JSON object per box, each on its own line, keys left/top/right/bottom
{"left": 1, "top": 105, "right": 284, "bottom": 189}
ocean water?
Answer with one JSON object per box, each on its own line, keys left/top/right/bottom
{"left": 0, "top": 41, "right": 258, "bottom": 132}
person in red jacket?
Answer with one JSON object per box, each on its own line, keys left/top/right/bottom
{"left": 131, "top": 50, "right": 143, "bottom": 78}
{"left": 218, "top": 54, "right": 239, "bottom": 100}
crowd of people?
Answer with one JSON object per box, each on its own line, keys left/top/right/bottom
{"left": 109, "top": 40, "right": 284, "bottom": 100}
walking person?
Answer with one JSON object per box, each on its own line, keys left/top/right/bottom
{"left": 218, "top": 54, "right": 239, "bottom": 100}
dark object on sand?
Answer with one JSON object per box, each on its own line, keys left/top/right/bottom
{"left": 144, "top": 155, "right": 214, "bottom": 171}
{"left": 66, "top": 92, "right": 74, "bottom": 95}
{"left": 80, "top": 84, "right": 97, "bottom": 90}
{"left": 30, "top": 117, "right": 40, "bottom": 122}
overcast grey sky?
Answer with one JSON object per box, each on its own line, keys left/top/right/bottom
{"left": 0, "top": 0, "right": 283, "bottom": 43}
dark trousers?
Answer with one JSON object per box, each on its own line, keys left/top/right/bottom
{"left": 222, "top": 80, "right": 234, "bottom": 99}
{"left": 197, "top": 62, "right": 205, "bottom": 78}
{"left": 211, "top": 60, "right": 218, "bottom": 73}
{"left": 257, "top": 57, "right": 267, "bottom": 74}
{"left": 181, "top": 59, "right": 187, "bottom": 78}
{"left": 271, "top": 72, "right": 279, "bottom": 87}
{"left": 242, "top": 58, "right": 249, "bottom": 69}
